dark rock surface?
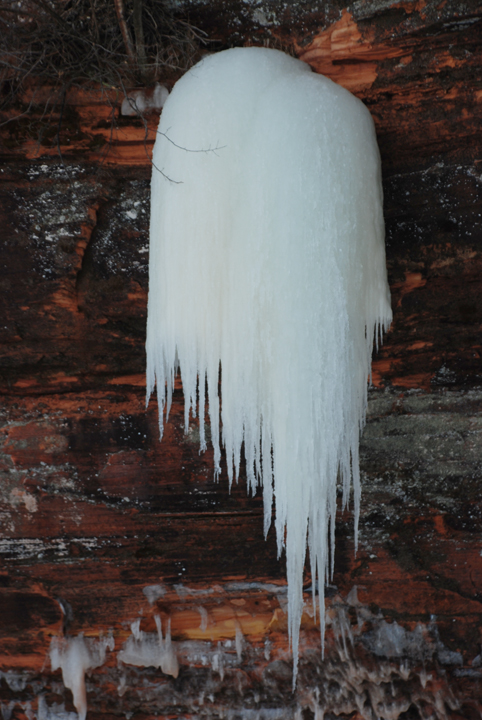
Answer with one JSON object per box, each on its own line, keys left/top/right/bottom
{"left": 1, "top": 1, "right": 481, "bottom": 718}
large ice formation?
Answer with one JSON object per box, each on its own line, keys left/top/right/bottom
{"left": 146, "top": 46, "right": 392, "bottom": 681}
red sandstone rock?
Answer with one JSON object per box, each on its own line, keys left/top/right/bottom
{"left": 1, "top": 1, "right": 482, "bottom": 716}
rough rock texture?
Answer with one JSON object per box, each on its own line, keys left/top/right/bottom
{"left": 1, "top": 1, "right": 482, "bottom": 719}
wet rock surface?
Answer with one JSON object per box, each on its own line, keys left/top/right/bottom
{"left": 1, "top": 1, "right": 482, "bottom": 717}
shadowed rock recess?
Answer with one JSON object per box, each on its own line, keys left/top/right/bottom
{"left": 1, "top": 1, "right": 481, "bottom": 718}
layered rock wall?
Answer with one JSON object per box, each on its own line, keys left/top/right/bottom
{"left": 1, "top": 1, "right": 481, "bottom": 718}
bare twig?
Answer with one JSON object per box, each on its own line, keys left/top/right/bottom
{"left": 133, "top": 0, "right": 147, "bottom": 78}
{"left": 157, "top": 127, "right": 226, "bottom": 155}
{"left": 113, "top": 0, "right": 136, "bottom": 66}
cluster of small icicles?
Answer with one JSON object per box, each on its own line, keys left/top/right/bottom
{"left": 295, "top": 588, "right": 460, "bottom": 720}
{"left": 45, "top": 588, "right": 460, "bottom": 720}
{"left": 146, "top": 45, "right": 392, "bottom": 682}
{"left": 49, "top": 615, "right": 177, "bottom": 720}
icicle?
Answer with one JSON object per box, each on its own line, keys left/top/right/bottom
{"left": 117, "top": 616, "right": 179, "bottom": 678}
{"left": 146, "top": 46, "right": 392, "bottom": 684}
{"left": 49, "top": 634, "right": 114, "bottom": 720}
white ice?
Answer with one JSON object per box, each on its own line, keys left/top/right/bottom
{"left": 121, "top": 83, "right": 169, "bottom": 116}
{"left": 50, "top": 634, "right": 114, "bottom": 720}
{"left": 118, "top": 616, "right": 179, "bottom": 678}
{"left": 146, "top": 46, "right": 392, "bottom": 683}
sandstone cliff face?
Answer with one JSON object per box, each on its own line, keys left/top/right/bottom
{"left": 1, "top": 1, "right": 482, "bottom": 718}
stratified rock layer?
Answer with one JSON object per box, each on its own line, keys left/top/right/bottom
{"left": 0, "top": 1, "right": 481, "bottom": 718}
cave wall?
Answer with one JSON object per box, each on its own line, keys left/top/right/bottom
{"left": 1, "top": 1, "right": 482, "bottom": 718}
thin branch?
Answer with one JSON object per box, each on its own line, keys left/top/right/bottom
{"left": 158, "top": 127, "right": 226, "bottom": 155}
{"left": 113, "top": 0, "right": 136, "bottom": 65}
{"left": 132, "top": 0, "right": 147, "bottom": 78}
